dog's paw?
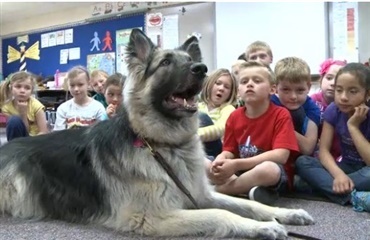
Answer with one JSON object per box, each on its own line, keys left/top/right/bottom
{"left": 254, "top": 221, "right": 288, "bottom": 240}
{"left": 274, "top": 208, "right": 314, "bottom": 226}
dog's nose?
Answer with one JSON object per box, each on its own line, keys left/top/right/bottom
{"left": 190, "top": 63, "right": 208, "bottom": 75}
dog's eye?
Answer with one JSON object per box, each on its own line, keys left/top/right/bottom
{"left": 160, "top": 59, "right": 170, "bottom": 66}
{"left": 187, "top": 56, "right": 192, "bottom": 62}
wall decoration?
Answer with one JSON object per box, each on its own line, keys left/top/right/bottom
{"left": 2, "top": 14, "right": 144, "bottom": 77}
{"left": 116, "top": 28, "right": 141, "bottom": 76}
{"left": 102, "top": 31, "right": 113, "bottom": 51}
{"left": 90, "top": 31, "right": 101, "bottom": 51}
{"left": 87, "top": 52, "right": 115, "bottom": 76}
{"left": 7, "top": 40, "right": 40, "bottom": 71}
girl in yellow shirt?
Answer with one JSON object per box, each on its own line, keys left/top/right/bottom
{"left": 0, "top": 71, "right": 48, "bottom": 141}
{"left": 198, "top": 68, "right": 238, "bottom": 157}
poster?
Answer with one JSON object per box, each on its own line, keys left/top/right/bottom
{"left": 56, "top": 30, "right": 65, "bottom": 45}
{"left": 116, "top": 27, "right": 141, "bottom": 76}
{"left": 64, "top": 29, "right": 74, "bottom": 44}
{"left": 162, "top": 15, "right": 179, "bottom": 50}
{"left": 87, "top": 52, "right": 115, "bottom": 76}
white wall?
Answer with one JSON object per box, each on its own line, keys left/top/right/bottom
{"left": 358, "top": 2, "right": 370, "bottom": 63}
{"left": 1, "top": 7, "right": 91, "bottom": 37}
{"left": 215, "top": 2, "right": 328, "bottom": 74}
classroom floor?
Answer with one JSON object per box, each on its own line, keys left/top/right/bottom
{"left": 0, "top": 197, "right": 369, "bottom": 240}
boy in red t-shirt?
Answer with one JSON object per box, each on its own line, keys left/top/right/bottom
{"left": 207, "top": 61, "right": 299, "bottom": 205}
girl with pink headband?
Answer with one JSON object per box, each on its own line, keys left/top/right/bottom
{"left": 311, "top": 58, "right": 347, "bottom": 160}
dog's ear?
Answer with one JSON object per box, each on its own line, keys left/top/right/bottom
{"left": 126, "top": 29, "right": 155, "bottom": 63}
{"left": 177, "top": 37, "right": 202, "bottom": 63}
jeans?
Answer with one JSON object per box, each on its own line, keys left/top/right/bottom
{"left": 296, "top": 155, "right": 370, "bottom": 205}
{"left": 6, "top": 116, "right": 29, "bottom": 141}
{"left": 198, "top": 112, "right": 222, "bottom": 158}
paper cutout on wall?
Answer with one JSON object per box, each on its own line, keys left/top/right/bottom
{"left": 90, "top": 31, "right": 101, "bottom": 51}
{"left": 7, "top": 41, "right": 40, "bottom": 71}
{"left": 87, "top": 52, "right": 115, "bottom": 76}
{"left": 102, "top": 31, "right": 113, "bottom": 51}
{"left": 147, "top": 13, "right": 163, "bottom": 27}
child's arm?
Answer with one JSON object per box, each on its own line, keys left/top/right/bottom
{"left": 319, "top": 121, "right": 354, "bottom": 193}
{"left": 233, "top": 148, "right": 290, "bottom": 172}
{"left": 35, "top": 108, "right": 48, "bottom": 134}
{"left": 295, "top": 118, "right": 318, "bottom": 155}
{"left": 347, "top": 105, "right": 370, "bottom": 165}
{"left": 198, "top": 105, "right": 235, "bottom": 142}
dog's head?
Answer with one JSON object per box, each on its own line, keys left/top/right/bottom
{"left": 124, "top": 29, "right": 207, "bottom": 143}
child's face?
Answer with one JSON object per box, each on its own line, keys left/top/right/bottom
{"left": 238, "top": 66, "right": 275, "bottom": 104}
{"left": 11, "top": 78, "right": 33, "bottom": 102}
{"left": 247, "top": 50, "right": 272, "bottom": 66}
{"left": 69, "top": 73, "right": 89, "bottom": 100}
{"left": 210, "top": 75, "right": 232, "bottom": 107}
{"left": 91, "top": 74, "right": 107, "bottom": 94}
{"left": 276, "top": 80, "right": 310, "bottom": 110}
{"left": 105, "top": 84, "right": 123, "bottom": 106}
{"left": 321, "top": 64, "right": 343, "bottom": 103}
{"left": 231, "top": 60, "right": 245, "bottom": 81}
{"left": 334, "top": 73, "right": 367, "bottom": 114}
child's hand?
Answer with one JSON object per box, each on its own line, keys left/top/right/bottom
{"left": 106, "top": 104, "right": 117, "bottom": 118}
{"left": 211, "top": 158, "right": 235, "bottom": 181}
{"left": 16, "top": 100, "right": 28, "bottom": 116}
{"left": 333, "top": 174, "right": 354, "bottom": 194}
{"left": 347, "top": 104, "right": 369, "bottom": 128}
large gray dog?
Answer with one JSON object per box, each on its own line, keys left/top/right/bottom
{"left": 0, "top": 29, "right": 314, "bottom": 239}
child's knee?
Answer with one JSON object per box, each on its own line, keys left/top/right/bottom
{"left": 254, "top": 161, "right": 281, "bottom": 182}
{"left": 6, "top": 116, "right": 23, "bottom": 127}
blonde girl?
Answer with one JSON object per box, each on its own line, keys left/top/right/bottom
{"left": 0, "top": 71, "right": 48, "bottom": 141}
{"left": 104, "top": 73, "right": 126, "bottom": 119}
{"left": 53, "top": 66, "right": 106, "bottom": 130}
{"left": 90, "top": 70, "right": 109, "bottom": 108}
{"left": 198, "top": 68, "right": 238, "bottom": 157}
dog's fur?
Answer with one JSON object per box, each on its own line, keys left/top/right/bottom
{"left": 0, "top": 29, "right": 314, "bottom": 239}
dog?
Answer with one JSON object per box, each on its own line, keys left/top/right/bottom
{"left": 0, "top": 29, "right": 314, "bottom": 239}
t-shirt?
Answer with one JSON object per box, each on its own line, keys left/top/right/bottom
{"left": 223, "top": 103, "right": 299, "bottom": 188}
{"left": 198, "top": 102, "right": 235, "bottom": 142}
{"left": 53, "top": 98, "right": 106, "bottom": 130}
{"left": 1, "top": 97, "right": 45, "bottom": 136}
{"left": 324, "top": 102, "right": 370, "bottom": 163}
{"left": 93, "top": 93, "right": 108, "bottom": 108}
{"left": 271, "top": 95, "right": 320, "bottom": 135}
{"left": 310, "top": 91, "right": 341, "bottom": 159}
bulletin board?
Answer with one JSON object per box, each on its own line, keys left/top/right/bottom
{"left": 1, "top": 13, "right": 145, "bottom": 78}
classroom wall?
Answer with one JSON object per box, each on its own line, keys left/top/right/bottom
{"left": 215, "top": 2, "right": 328, "bottom": 74}
{"left": 358, "top": 2, "right": 370, "bottom": 63}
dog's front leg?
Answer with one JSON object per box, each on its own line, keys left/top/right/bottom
{"left": 201, "top": 191, "right": 314, "bottom": 226}
{"left": 130, "top": 209, "right": 287, "bottom": 239}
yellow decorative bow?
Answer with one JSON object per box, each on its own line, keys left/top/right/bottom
{"left": 7, "top": 41, "right": 40, "bottom": 64}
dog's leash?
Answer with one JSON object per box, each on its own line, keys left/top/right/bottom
{"left": 142, "top": 138, "right": 321, "bottom": 240}
{"left": 142, "top": 138, "right": 199, "bottom": 209}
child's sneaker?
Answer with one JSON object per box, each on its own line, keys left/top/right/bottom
{"left": 249, "top": 186, "right": 279, "bottom": 206}
{"left": 351, "top": 189, "right": 370, "bottom": 212}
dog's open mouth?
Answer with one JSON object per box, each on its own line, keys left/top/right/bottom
{"left": 165, "top": 92, "right": 198, "bottom": 112}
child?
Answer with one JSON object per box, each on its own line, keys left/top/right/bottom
{"left": 296, "top": 63, "right": 370, "bottom": 213}
{"left": 90, "top": 70, "right": 109, "bottom": 108}
{"left": 53, "top": 66, "right": 106, "bottom": 130}
{"left": 207, "top": 61, "right": 299, "bottom": 205}
{"left": 198, "top": 68, "right": 237, "bottom": 157}
{"left": 245, "top": 41, "right": 273, "bottom": 66}
{"left": 0, "top": 71, "right": 48, "bottom": 141}
{"left": 311, "top": 59, "right": 347, "bottom": 160}
{"left": 104, "top": 73, "right": 126, "bottom": 119}
{"left": 271, "top": 57, "right": 319, "bottom": 156}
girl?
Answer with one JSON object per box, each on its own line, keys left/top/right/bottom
{"left": 53, "top": 66, "right": 106, "bottom": 130}
{"left": 104, "top": 73, "right": 126, "bottom": 119}
{"left": 0, "top": 71, "right": 48, "bottom": 141}
{"left": 311, "top": 59, "right": 347, "bottom": 159}
{"left": 90, "top": 70, "right": 109, "bottom": 108}
{"left": 296, "top": 63, "right": 370, "bottom": 213}
{"left": 198, "top": 68, "right": 238, "bottom": 157}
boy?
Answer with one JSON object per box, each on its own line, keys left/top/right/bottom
{"left": 90, "top": 70, "right": 109, "bottom": 108}
{"left": 207, "top": 61, "right": 299, "bottom": 205}
{"left": 245, "top": 41, "right": 273, "bottom": 66}
{"left": 271, "top": 57, "right": 319, "bottom": 156}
